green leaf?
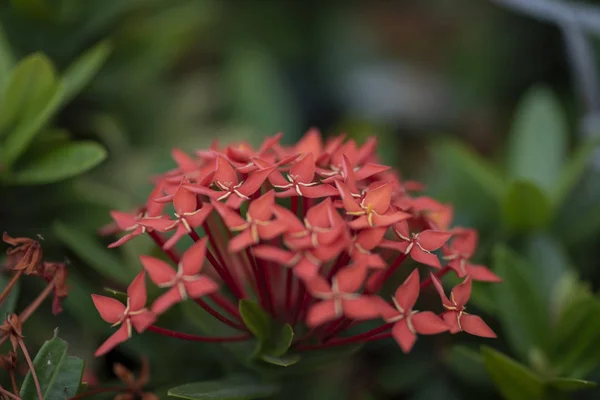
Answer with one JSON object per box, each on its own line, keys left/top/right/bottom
{"left": 0, "top": 273, "right": 20, "bottom": 317}
{"left": 168, "top": 378, "right": 280, "bottom": 400}
{"left": 492, "top": 246, "right": 550, "bottom": 358}
{"left": 553, "top": 137, "right": 600, "bottom": 209}
{"left": 20, "top": 330, "right": 85, "bottom": 399}
{"left": 0, "top": 53, "right": 57, "bottom": 138}
{"left": 0, "top": 23, "right": 15, "bottom": 92}
{"left": 481, "top": 346, "right": 544, "bottom": 400}
{"left": 502, "top": 180, "right": 551, "bottom": 232}
{"left": 546, "top": 378, "right": 596, "bottom": 391}
{"left": 507, "top": 85, "right": 568, "bottom": 194}
{"left": 103, "top": 287, "right": 128, "bottom": 301}
{"left": 239, "top": 300, "right": 271, "bottom": 342}
{"left": 60, "top": 40, "right": 112, "bottom": 104}
{"left": 445, "top": 346, "right": 493, "bottom": 388}
{"left": 53, "top": 221, "right": 132, "bottom": 284}
{"left": 260, "top": 353, "right": 301, "bottom": 367}
{"left": 239, "top": 300, "right": 293, "bottom": 359}
{"left": 9, "top": 141, "right": 107, "bottom": 184}
{"left": 429, "top": 139, "right": 506, "bottom": 201}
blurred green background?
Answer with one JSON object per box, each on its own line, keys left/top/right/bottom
{"left": 3, "top": 0, "right": 600, "bottom": 399}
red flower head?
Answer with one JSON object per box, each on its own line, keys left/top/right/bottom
{"left": 92, "top": 272, "right": 155, "bottom": 356}
{"left": 431, "top": 273, "right": 496, "bottom": 338}
{"left": 97, "top": 130, "right": 499, "bottom": 357}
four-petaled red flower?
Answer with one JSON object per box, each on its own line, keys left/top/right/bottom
{"left": 92, "top": 272, "right": 156, "bottom": 356}
{"left": 430, "top": 273, "right": 496, "bottom": 338}
{"left": 376, "top": 270, "right": 448, "bottom": 353}
{"left": 269, "top": 153, "right": 338, "bottom": 198}
{"left": 306, "top": 265, "right": 379, "bottom": 327}
{"left": 443, "top": 228, "right": 501, "bottom": 282}
{"left": 141, "top": 238, "right": 218, "bottom": 315}
{"left": 381, "top": 221, "right": 451, "bottom": 268}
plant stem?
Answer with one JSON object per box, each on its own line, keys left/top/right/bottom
{"left": 148, "top": 230, "right": 180, "bottom": 264}
{"left": 147, "top": 325, "right": 250, "bottom": 342}
{"left": 10, "top": 370, "right": 18, "bottom": 396}
{"left": 20, "top": 281, "right": 55, "bottom": 323}
{"left": 0, "top": 271, "right": 23, "bottom": 306}
{"left": 194, "top": 298, "right": 245, "bottom": 331}
{"left": 209, "top": 293, "right": 241, "bottom": 319}
{"left": 420, "top": 266, "right": 450, "bottom": 289}
{"left": 366, "top": 253, "right": 407, "bottom": 294}
{"left": 0, "top": 385, "right": 20, "bottom": 400}
{"left": 18, "top": 338, "right": 43, "bottom": 400}
{"left": 295, "top": 323, "right": 393, "bottom": 351}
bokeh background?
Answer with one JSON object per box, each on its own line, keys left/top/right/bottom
{"left": 3, "top": 0, "right": 600, "bottom": 399}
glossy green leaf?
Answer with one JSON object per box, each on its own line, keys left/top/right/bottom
{"left": 260, "top": 353, "right": 301, "bottom": 367}
{"left": 0, "top": 23, "right": 15, "bottom": 92}
{"left": 20, "top": 330, "right": 85, "bottom": 399}
{"left": 168, "top": 378, "right": 280, "bottom": 400}
{"left": 239, "top": 300, "right": 271, "bottom": 342}
{"left": 507, "top": 86, "right": 568, "bottom": 194}
{"left": 481, "top": 346, "right": 544, "bottom": 400}
{"left": 60, "top": 40, "right": 112, "bottom": 104}
{"left": 9, "top": 141, "right": 107, "bottom": 184}
{"left": 0, "top": 273, "right": 20, "bottom": 317}
{"left": 429, "top": 139, "right": 505, "bottom": 201}
{"left": 502, "top": 180, "right": 551, "bottom": 232}
{"left": 492, "top": 246, "right": 550, "bottom": 358}
{"left": 553, "top": 137, "right": 600, "bottom": 209}
{"left": 103, "top": 287, "right": 128, "bottom": 301}
{"left": 53, "top": 221, "right": 132, "bottom": 284}
{"left": 0, "top": 53, "right": 57, "bottom": 138}
{"left": 265, "top": 323, "right": 293, "bottom": 357}
{"left": 445, "top": 346, "right": 493, "bottom": 388}
{"left": 547, "top": 378, "right": 596, "bottom": 391}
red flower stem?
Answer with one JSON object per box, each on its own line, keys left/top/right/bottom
{"left": 188, "top": 230, "right": 244, "bottom": 300}
{"left": 209, "top": 293, "right": 241, "bottom": 318}
{"left": 295, "top": 322, "right": 393, "bottom": 351}
{"left": 326, "top": 253, "right": 350, "bottom": 281}
{"left": 147, "top": 325, "right": 250, "bottom": 342}
{"left": 0, "top": 386, "right": 20, "bottom": 400}
{"left": 0, "top": 270, "right": 23, "bottom": 306}
{"left": 259, "top": 258, "right": 276, "bottom": 317}
{"left": 194, "top": 298, "right": 246, "bottom": 331}
{"left": 18, "top": 338, "right": 43, "bottom": 400}
{"left": 291, "top": 196, "right": 299, "bottom": 217}
{"left": 68, "top": 387, "right": 129, "bottom": 400}
{"left": 246, "top": 248, "right": 271, "bottom": 314}
{"left": 284, "top": 268, "right": 294, "bottom": 319}
{"left": 9, "top": 370, "right": 18, "bottom": 395}
{"left": 202, "top": 221, "right": 229, "bottom": 276}
{"left": 148, "top": 230, "right": 180, "bottom": 264}
{"left": 20, "top": 281, "right": 55, "bottom": 323}
{"left": 291, "top": 280, "right": 308, "bottom": 326}
{"left": 302, "top": 197, "right": 311, "bottom": 216}
{"left": 420, "top": 266, "right": 450, "bottom": 290}
{"left": 321, "top": 319, "right": 352, "bottom": 342}
{"left": 366, "top": 253, "right": 408, "bottom": 294}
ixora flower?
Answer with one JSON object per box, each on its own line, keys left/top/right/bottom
{"left": 95, "top": 130, "right": 500, "bottom": 358}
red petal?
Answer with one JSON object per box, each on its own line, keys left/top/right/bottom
{"left": 252, "top": 245, "right": 294, "bottom": 264}
{"left": 354, "top": 163, "right": 390, "bottom": 181}
{"left": 214, "top": 156, "right": 238, "bottom": 185}
{"left": 237, "top": 167, "right": 275, "bottom": 197}
{"left": 172, "top": 148, "right": 197, "bottom": 172}
{"left": 173, "top": 184, "right": 197, "bottom": 215}
{"left": 417, "top": 230, "right": 451, "bottom": 251}
{"left": 305, "top": 198, "right": 334, "bottom": 228}
{"left": 341, "top": 155, "right": 359, "bottom": 193}
{"left": 355, "top": 228, "right": 386, "bottom": 251}
{"left": 293, "top": 258, "right": 320, "bottom": 281}
{"left": 163, "top": 224, "right": 188, "bottom": 250}
{"left": 295, "top": 128, "right": 323, "bottom": 157}
{"left": 363, "top": 183, "right": 391, "bottom": 214}
{"left": 91, "top": 295, "right": 126, "bottom": 324}
{"left": 185, "top": 276, "right": 219, "bottom": 298}
{"left": 229, "top": 229, "right": 256, "bottom": 252}
{"left": 140, "top": 256, "right": 176, "bottom": 285}
{"left": 451, "top": 277, "right": 472, "bottom": 307}
{"left": 394, "top": 269, "right": 420, "bottom": 311}
{"left": 371, "top": 211, "right": 411, "bottom": 227}
{"left": 146, "top": 184, "right": 168, "bottom": 216}
{"left": 430, "top": 272, "right": 452, "bottom": 308}
{"left": 151, "top": 287, "right": 182, "bottom": 315}
{"left": 273, "top": 188, "right": 297, "bottom": 198}
{"left": 183, "top": 184, "right": 222, "bottom": 199}
{"left": 131, "top": 310, "right": 156, "bottom": 333}
{"left": 411, "top": 311, "right": 449, "bottom": 335}
{"left": 273, "top": 205, "right": 305, "bottom": 233}
{"left": 108, "top": 232, "right": 137, "bottom": 248}
{"left": 290, "top": 152, "right": 315, "bottom": 183}
{"left": 267, "top": 168, "right": 290, "bottom": 187}
{"left": 248, "top": 190, "right": 275, "bottom": 221}
{"left": 139, "top": 218, "right": 176, "bottom": 232}
{"left": 335, "top": 181, "right": 362, "bottom": 213}
{"left": 357, "top": 136, "right": 377, "bottom": 164}
{"left": 225, "top": 194, "right": 246, "bottom": 209}
{"left": 467, "top": 264, "right": 502, "bottom": 282}
{"left": 212, "top": 200, "right": 247, "bottom": 228}
{"left": 110, "top": 211, "right": 137, "bottom": 231}
{"left": 306, "top": 300, "right": 337, "bottom": 327}
{"left": 342, "top": 296, "right": 380, "bottom": 320}
{"left": 392, "top": 320, "right": 417, "bottom": 353}
{"left": 379, "top": 239, "right": 409, "bottom": 253}
{"left": 442, "top": 311, "right": 461, "bottom": 334}
{"left": 393, "top": 221, "right": 410, "bottom": 239}
{"left": 410, "top": 247, "right": 441, "bottom": 269}
{"left": 451, "top": 228, "right": 478, "bottom": 257}
{"left": 128, "top": 272, "right": 148, "bottom": 311}
{"left": 300, "top": 184, "right": 339, "bottom": 198}
{"left": 460, "top": 314, "right": 496, "bottom": 338}
{"left": 94, "top": 324, "right": 130, "bottom": 357}
{"left": 181, "top": 238, "right": 207, "bottom": 275}
{"left": 258, "top": 221, "right": 287, "bottom": 240}
{"left": 377, "top": 298, "right": 401, "bottom": 321}
{"left": 336, "top": 264, "right": 367, "bottom": 293}
{"left": 184, "top": 203, "right": 213, "bottom": 229}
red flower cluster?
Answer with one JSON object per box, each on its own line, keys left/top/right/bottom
{"left": 95, "top": 130, "right": 500, "bottom": 357}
